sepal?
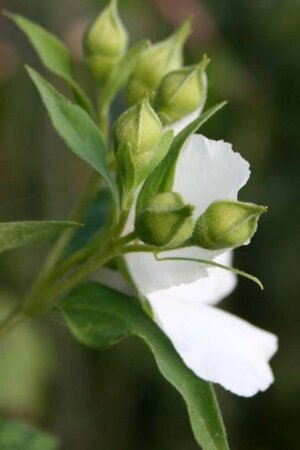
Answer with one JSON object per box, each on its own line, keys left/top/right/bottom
{"left": 135, "top": 192, "right": 194, "bottom": 248}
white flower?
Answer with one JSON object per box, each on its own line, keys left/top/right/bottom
{"left": 125, "top": 134, "right": 278, "bottom": 397}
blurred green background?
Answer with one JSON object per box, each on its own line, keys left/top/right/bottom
{"left": 0, "top": 0, "right": 299, "bottom": 449}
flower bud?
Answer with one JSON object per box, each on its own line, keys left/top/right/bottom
{"left": 154, "top": 56, "right": 209, "bottom": 125}
{"left": 113, "top": 98, "right": 163, "bottom": 185}
{"left": 135, "top": 192, "right": 194, "bottom": 248}
{"left": 84, "top": 0, "right": 128, "bottom": 81}
{"left": 126, "top": 19, "right": 191, "bottom": 105}
{"left": 192, "top": 200, "right": 267, "bottom": 250}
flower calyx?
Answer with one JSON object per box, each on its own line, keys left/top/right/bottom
{"left": 192, "top": 200, "right": 267, "bottom": 250}
{"left": 135, "top": 192, "right": 195, "bottom": 248}
{"left": 113, "top": 98, "right": 173, "bottom": 197}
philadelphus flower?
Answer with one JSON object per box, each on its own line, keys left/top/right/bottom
{"left": 125, "top": 133, "right": 278, "bottom": 397}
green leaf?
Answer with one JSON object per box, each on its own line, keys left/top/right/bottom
{"left": 0, "top": 420, "right": 58, "bottom": 450}
{"left": 27, "top": 66, "right": 119, "bottom": 206}
{"left": 4, "top": 11, "right": 93, "bottom": 116}
{"left": 137, "top": 102, "right": 227, "bottom": 210}
{"left": 60, "top": 282, "right": 229, "bottom": 450}
{"left": 0, "top": 221, "right": 80, "bottom": 254}
{"left": 102, "top": 39, "right": 150, "bottom": 108}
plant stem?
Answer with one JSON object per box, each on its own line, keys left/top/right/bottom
{"left": 115, "top": 231, "right": 137, "bottom": 247}
{"left": 98, "top": 87, "right": 111, "bottom": 143}
{"left": 0, "top": 304, "right": 25, "bottom": 339}
{"left": 99, "top": 106, "right": 110, "bottom": 142}
{"left": 26, "top": 244, "right": 118, "bottom": 316}
{"left": 52, "top": 228, "right": 110, "bottom": 280}
{"left": 33, "top": 172, "right": 102, "bottom": 288}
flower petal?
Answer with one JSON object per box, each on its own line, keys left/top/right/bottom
{"left": 147, "top": 295, "right": 278, "bottom": 397}
{"left": 125, "top": 246, "right": 209, "bottom": 294}
{"left": 148, "top": 251, "right": 237, "bottom": 305}
{"left": 174, "top": 134, "right": 250, "bottom": 217}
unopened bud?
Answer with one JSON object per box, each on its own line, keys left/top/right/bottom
{"left": 192, "top": 200, "right": 267, "bottom": 250}
{"left": 126, "top": 19, "right": 191, "bottom": 105}
{"left": 84, "top": 0, "right": 128, "bottom": 81}
{"left": 136, "top": 192, "right": 194, "bottom": 248}
{"left": 154, "top": 56, "right": 209, "bottom": 125}
{"left": 113, "top": 98, "right": 163, "bottom": 186}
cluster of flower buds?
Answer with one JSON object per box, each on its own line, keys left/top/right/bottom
{"left": 135, "top": 195, "right": 266, "bottom": 250}
{"left": 84, "top": 1, "right": 207, "bottom": 124}
{"left": 84, "top": 0, "right": 267, "bottom": 251}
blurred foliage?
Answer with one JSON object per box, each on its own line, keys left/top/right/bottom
{"left": 0, "top": 419, "right": 58, "bottom": 449}
{"left": 0, "top": 0, "right": 299, "bottom": 449}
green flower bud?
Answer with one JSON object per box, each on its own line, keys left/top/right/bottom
{"left": 84, "top": 0, "right": 128, "bottom": 81}
{"left": 192, "top": 200, "right": 267, "bottom": 250}
{"left": 154, "top": 56, "right": 209, "bottom": 125}
{"left": 126, "top": 19, "right": 191, "bottom": 105}
{"left": 136, "top": 192, "right": 195, "bottom": 248}
{"left": 113, "top": 98, "right": 164, "bottom": 186}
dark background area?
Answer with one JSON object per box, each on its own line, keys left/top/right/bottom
{"left": 0, "top": 0, "right": 299, "bottom": 449}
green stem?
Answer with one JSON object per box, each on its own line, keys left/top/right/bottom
{"left": 0, "top": 304, "right": 25, "bottom": 339}
{"left": 31, "top": 172, "right": 102, "bottom": 289}
{"left": 52, "top": 228, "right": 110, "bottom": 280}
{"left": 99, "top": 106, "right": 110, "bottom": 142}
{"left": 98, "top": 87, "right": 111, "bottom": 142}
{"left": 115, "top": 231, "right": 137, "bottom": 247}
{"left": 26, "top": 245, "right": 118, "bottom": 316}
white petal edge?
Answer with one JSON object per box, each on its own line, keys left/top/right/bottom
{"left": 148, "top": 296, "right": 278, "bottom": 397}
{"left": 125, "top": 246, "right": 209, "bottom": 294}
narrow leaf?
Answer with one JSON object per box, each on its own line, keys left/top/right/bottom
{"left": 0, "top": 420, "right": 58, "bottom": 450}
{"left": 60, "top": 282, "right": 229, "bottom": 450}
{"left": 0, "top": 221, "right": 80, "bottom": 254}
{"left": 137, "top": 102, "right": 227, "bottom": 209}
{"left": 4, "top": 11, "right": 93, "bottom": 115}
{"left": 27, "top": 66, "right": 119, "bottom": 205}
